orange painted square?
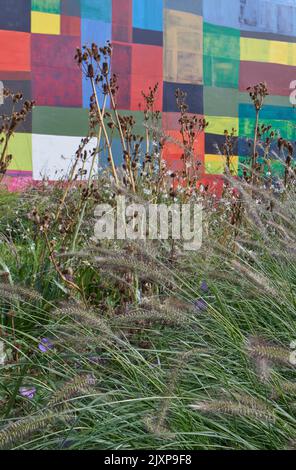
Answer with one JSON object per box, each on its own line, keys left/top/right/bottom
{"left": 0, "top": 31, "right": 31, "bottom": 72}
{"left": 130, "top": 44, "right": 163, "bottom": 111}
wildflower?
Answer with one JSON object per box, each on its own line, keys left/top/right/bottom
{"left": 19, "top": 387, "right": 36, "bottom": 399}
{"left": 88, "top": 356, "right": 108, "bottom": 365}
{"left": 38, "top": 338, "right": 54, "bottom": 353}
{"left": 200, "top": 280, "right": 209, "bottom": 293}
{"left": 194, "top": 298, "right": 208, "bottom": 313}
{"left": 143, "top": 188, "right": 152, "bottom": 196}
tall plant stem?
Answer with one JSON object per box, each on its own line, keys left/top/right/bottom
{"left": 251, "top": 109, "right": 259, "bottom": 187}
{"left": 0, "top": 135, "right": 9, "bottom": 166}
{"left": 55, "top": 148, "right": 83, "bottom": 222}
{"left": 106, "top": 78, "right": 136, "bottom": 193}
{"left": 0, "top": 134, "right": 11, "bottom": 184}
{"left": 90, "top": 78, "right": 119, "bottom": 186}
{"left": 71, "top": 96, "right": 107, "bottom": 252}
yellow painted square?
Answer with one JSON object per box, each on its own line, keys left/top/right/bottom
{"left": 205, "top": 154, "right": 238, "bottom": 175}
{"left": 270, "top": 40, "right": 289, "bottom": 65}
{"left": 287, "top": 42, "right": 296, "bottom": 67}
{"left": 240, "top": 37, "right": 296, "bottom": 66}
{"left": 4, "top": 133, "right": 32, "bottom": 172}
{"left": 205, "top": 116, "right": 239, "bottom": 135}
{"left": 240, "top": 37, "right": 269, "bottom": 63}
{"left": 31, "top": 11, "right": 60, "bottom": 35}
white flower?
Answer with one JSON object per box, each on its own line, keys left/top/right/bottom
{"left": 143, "top": 188, "right": 152, "bottom": 195}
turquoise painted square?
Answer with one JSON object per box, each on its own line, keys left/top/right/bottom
{"left": 133, "top": 0, "right": 163, "bottom": 32}
{"left": 31, "top": 0, "right": 61, "bottom": 14}
{"left": 81, "top": 0, "right": 112, "bottom": 22}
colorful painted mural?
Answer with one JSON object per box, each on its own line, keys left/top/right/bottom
{"left": 1, "top": 0, "right": 296, "bottom": 188}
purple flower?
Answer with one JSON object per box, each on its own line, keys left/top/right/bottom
{"left": 88, "top": 356, "right": 108, "bottom": 365}
{"left": 200, "top": 280, "right": 209, "bottom": 293}
{"left": 38, "top": 337, "right": 54, "bottom": 353}
{"left": 194, "top": 298, "right": 208, "bottom": 313}
{"left": 19, "top": 387, "right": 36, "bottom": 399}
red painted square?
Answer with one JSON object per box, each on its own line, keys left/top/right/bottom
{"left": 112, "top": 0, "right": 132, "bottom": 42}
{"left": 112, "top": 42, "right": 132, "bottom": 75}
{"left": 31, "top": 34, "right": 82, "bottom": 107}
{"left": 112, "top": 42, "right": 132, "bottom": 109}
{"left": 163, "top": 129, "right": 205, "bottom": 174}
{"left": 199, "top": 175, "right": 224, "bottom": 196}
{"left": 61, "top": 15, "right": 81, "bottom": 36}
{"left": 32, "top": 34, "right": 79, "bottom": 70}
{"left": 163, "top": 112, "right": 205, "bottom": 131}
{"left": 32, "top": 66, "right": 82, "bottom": 107}
{"left": 162, "top": 113, "right": 181, "bottom": 131}
{"left": 0, "top": 31, "right": 31, "bottom": 72}
{"left": 130, "top": 44, "right": 163, "bottom": 111}
{"left": 239, "top": 61, "right": 296, "bottom": 96}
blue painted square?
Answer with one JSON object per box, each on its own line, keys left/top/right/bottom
{"left": 238, "top": 137, "right": 252, "bottom": 157}
{"left": 203, "top": 0, "right": 240, "bottom": 29}
{"left": 0, "top": 0, "right": 31, "bottom": 32}
{"left": 133, "top": 0, "right": 163, "bottom": 32}
{"left": 81, "top": 18, "right": 112, "bottom": 109}
{"left": 100, "top": 138, "right": 122, "bottom": 168}
{"left": 204, "top": 0, "right": 296, "bottom": 35}
{"left": 163, "top": 82, "right": 203, "bottom": 114}
{"left": 239, "top": 0, "right": 296, "bottom": 35}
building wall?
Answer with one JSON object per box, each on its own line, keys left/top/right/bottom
{"left": 0, "top": 0, "right": 296, "bottom": 188}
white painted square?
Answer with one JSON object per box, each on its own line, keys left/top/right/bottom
{"left": 32, "top": 134, "right": 98, "bottom": 181}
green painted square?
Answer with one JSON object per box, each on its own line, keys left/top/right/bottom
{"left": 203, "top": 22, "right": 240, "bottom": 89}
{"left": 238, "top": 156, "right": 250, "bottom": 178}
{"left": 271, "top": 160, "right": 285, "bottom": 178}
{"left": 81, "top": 0, "right": 112, "bottom": 22}
{"left": 239, "top": 92, "right": 292, "bottom": 108}
{"left": 203, "top": 23, "right": 240, "bottom": 60}
{"left": 6, "top": 133, "right": 32, "bottom": 172}
{"left": 33, "top": 107, "right": 89, "bottom": 137}
{"left": 204, "top": 56, "right": 239, "bottom": 88}
{"left": 205, "top": 157, "right": 224, "bottom": 175}
{"left": 238, "top": 157, "right": 287, "bottom": 179}
{"left": 32, "top": 0, "right": 61, "bottom": 14}
{"left": 32, "top": 107, "right": 155, "bottom": 139}
{"left": 114, "top": 110, "right": 161, "bottom": 138}
{"left": 239, "top": 118, "right": 296, "bottom": 141}
{"left": 203, "top": 87, "right": 239, "bottom": 117}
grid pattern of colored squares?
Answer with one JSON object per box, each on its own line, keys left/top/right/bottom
{"left": 0, "top": 0, "right": 296, "bottom": 186}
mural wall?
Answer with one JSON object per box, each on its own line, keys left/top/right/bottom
{"left": 1, "top": 0, "right": 296, "bottom": 189}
